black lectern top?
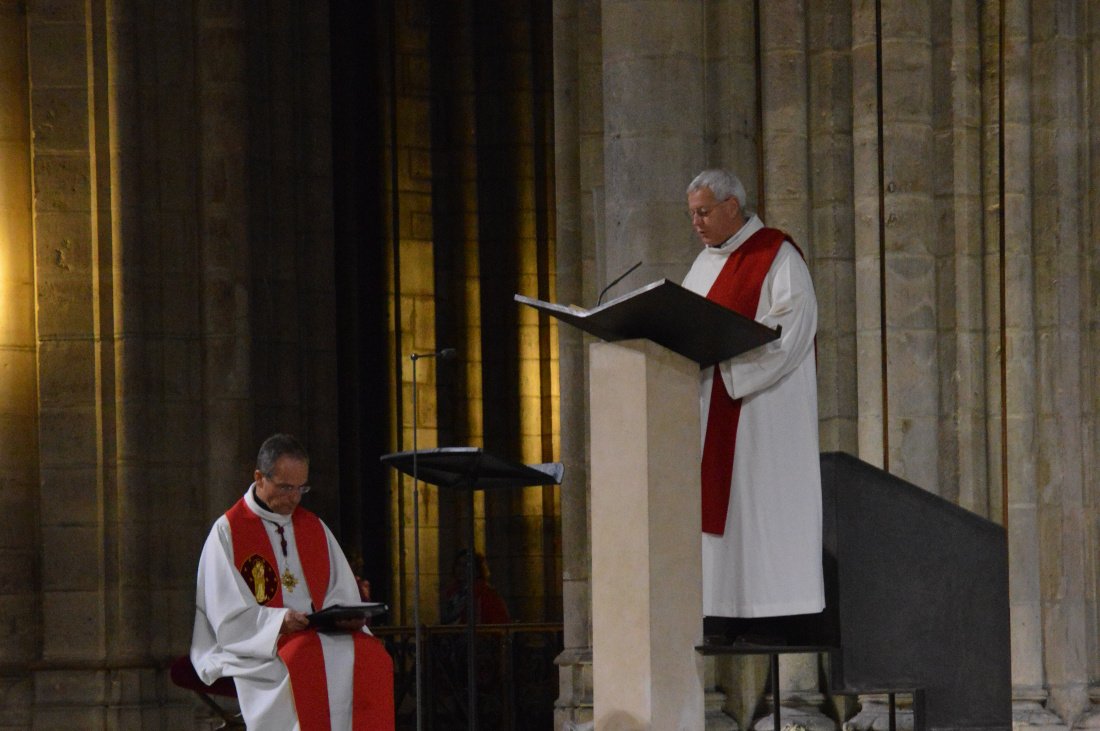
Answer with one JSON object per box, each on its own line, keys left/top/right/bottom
{"left": 515, "top": 278, "right": 781, "bottom": 366}
{"left": 380, "top": 447, "right": 563, "bottom": 491}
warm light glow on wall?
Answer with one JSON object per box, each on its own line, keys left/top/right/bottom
{"left": 0, "top": 226, "right": 7, "bottom": 323}
{"left": 382, "top": 3, "right": 560, "bottom": 625}
{"left": 0, "top": 2, "right": 37, "bottom": 416}
{"left": 0, "top": 1, "right": 40, "bottom": 670}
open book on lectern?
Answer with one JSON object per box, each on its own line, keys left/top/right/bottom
{"left": 514, "top": 278, "right": 781, "bottom": 366}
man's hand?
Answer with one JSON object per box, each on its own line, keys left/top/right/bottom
{"left": 280, "top": 609, "right": 310, "bottom": 634}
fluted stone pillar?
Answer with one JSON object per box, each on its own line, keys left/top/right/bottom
{"left": 701, "top": 0, "right": 757, "bottom": 188}
{"left": 196, "top": 1, "right": 255, "bottom": 514}
{"left": 809, "top": 0, "right": 857, "bottom": 457}
{"left": 599, "top": 2, "right": 727, "bottom": 727}
{"left": 761, "top": 0, "right": 811, "bottom": 240}
{"left": 1002, "top": 2, "right": 1066, "bottom": 729}
{"left": 849, "top": 1, "right": 893, "bottom": 725}
{"left": 979, "top": 0, "right": 1007, "bottom": 528}
{"left": 1086, "top": 3, "right": 1100, "bottom": 726}
{"left": 601, "top": 0, "right": 705, "bottom": 285}
{"left": 29, "top": 0, "right": 116, "bottom": 722}
{"left": 553, "top": 1, "right": 713, "bottom": 728}
{"left": 851, "top": 0, "right": 885, "bottom": 472}
{"left": 0, "top": 1, "right": 37, "bottom": 727}
{"left": 866, "top": 0, "right": 940, "bottom": 491}
{"left": 18, "top": 1, "right": 341, "bottom": 726}
{"left": 938, "top": 0, "right": 991, "bottom": 514}
{"left": 24, "top": 0, "right": 195, "bottom": 724}
{"left": 851, "top": 0, "right": 944, "bottom": 487}
{"left": 1027, "top": 3, "right": 1091, "bottom": 725}
{"left": 148, "top": 0, "right": 214, "bottom": 665}
{"left": 553, "top": 0, "right": 596, "bottom": 727}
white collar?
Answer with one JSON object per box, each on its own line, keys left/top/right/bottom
{"left": 244, "top": 482, "right": 293, "bottom": 527}
{"left": 706, "top": 215, "right": 764, "bottom": 255}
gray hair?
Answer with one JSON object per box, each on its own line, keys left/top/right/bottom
{"left": 687, "top": 169, "right": 748, "bottom": 211}
{"left": 256, "top": 433, "right": 310, "bottom": 475}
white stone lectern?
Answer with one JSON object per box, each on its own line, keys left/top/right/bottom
{"left": 516, "top": 280, "right": 781, "bottom": 731}
{"left": 590, "top": 338, "right": 705, "bottom": 730}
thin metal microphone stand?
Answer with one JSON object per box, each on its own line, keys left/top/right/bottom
{"left": 409, "top": 350, "right": 429, "bottom": 731}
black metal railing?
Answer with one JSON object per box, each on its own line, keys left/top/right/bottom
{"left": 372, "top": 623, "right": 563, "bottom": 731}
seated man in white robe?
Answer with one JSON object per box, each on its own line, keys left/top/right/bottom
{"left": 191, "top": 433, "right": 395, "bottom": 729}
{"left": 683, "top": 169, "right": 825, "bottom": 644}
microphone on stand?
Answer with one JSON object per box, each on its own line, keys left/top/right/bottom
{"left": 411, "top": 346, "right": 456, "bottom": 362}
{"left": 597, "top": 260, "right": 643, "bottom": 306}
{"left": 408, "top": 345, "right": 456, "bottom": 731}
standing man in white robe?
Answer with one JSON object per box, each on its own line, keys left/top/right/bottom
{"left": 191, "top": 433, "right": 395, "bottom": 729}
{"left": 682, "top": 169, "right": 825, "bottom": 640}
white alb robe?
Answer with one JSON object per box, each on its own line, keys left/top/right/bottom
{"left": 191, "top": 485, "right": 370, "bottom": 729}
{"left": 682, "top": 215, "right": 825, "bottom": 618}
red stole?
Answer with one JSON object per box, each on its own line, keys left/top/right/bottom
{"left": 701, "top": 227, "right": 790, "bottom": 535}
{"left": 226, "top": 498, "right": 396, "bottom": 730}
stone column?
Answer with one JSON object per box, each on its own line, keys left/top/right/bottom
{"left": 980, "top": 0, "right": 1006, "bottom": 529}
{"left": 1028, "top": 2, "right": 1090, "bottom": 725}
{"left": 848, "top": 3, "right": 941, "bottom": 729}
{"left": 1001, "top": 1, "right": 1065, "bottom": 729}
{"left": 144, "top": 0, "right": 210, "bottom": 664}
{"left": 809, "top": 0, "right": 857, "bottom": 457}
{"left": 601, "top": 0, "right": 705, "bottom": 286}
{"left": 26, "top": 0, "right": 188, "bottom": 724}
{"left": 852, "top": 0, "right": 941, "bottom": 489}
{"left": 851, "top": 0, "right": 885, "bottom": 470}
{"left": 28, "top": 2, "right": 114, "bottom": 724}
{"left": 935, "top": 0, "right": 990, "bottom": 514}
{"left": 880, "top": 1, "right": 940, "bottom": 492}
{"left": 553, "top": 0, "right": 598, "bottom": 726}
{"left": 0, "top": 1, "right": 37, "bottom": 726}
{"left": 555, "top": 0, "right": 711, "bottom": 727}
{"left": 702, "top": 0, "right": 757, "bottom": 178}
{"left": 1087, "top": 2, "right": 1100, "bottom": 727}
{"left": 196, "top": 0, "right": 254, "bottom": 516}
{"left": 760, "top": 0, "right": 811, "bottom": 242}
{"left": 844, "top": 0, "right": 888, "bottom": 721}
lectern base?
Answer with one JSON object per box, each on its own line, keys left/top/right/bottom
{"left": 590, "top": 339, "right": 704, "bottom": 731}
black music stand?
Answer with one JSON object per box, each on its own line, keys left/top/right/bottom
{"left": 381, "top": 447, "right": 563, "bottom": 731}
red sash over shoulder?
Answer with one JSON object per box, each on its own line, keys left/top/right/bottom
{"left": 227, "top": 498, "right": 329, "bottom": 609}
{"left": 701, "top": 227, "right": 790, "bottom": 535}
{"left": 227, "top": 499, "right": 332, "bottom": 727}
{"left": 226, "top": 498, "right": 396, "bottom": 730}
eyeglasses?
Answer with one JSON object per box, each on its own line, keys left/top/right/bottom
{"left": 688, "top": 197, "right": 733, "bottom": 220}
{"left": 263, "top": 474, "right": 312, "bottom": 494}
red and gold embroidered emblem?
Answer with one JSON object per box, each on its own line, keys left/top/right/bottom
{"left": 240, "top": 554, "right": 280, "bottom": 605}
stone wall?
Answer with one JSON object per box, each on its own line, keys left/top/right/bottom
{"left": 0, "top": 1, "right": 37, "bottom": 727}
{"left": 1, "top": 0, "right": 339, "bottom": 726}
